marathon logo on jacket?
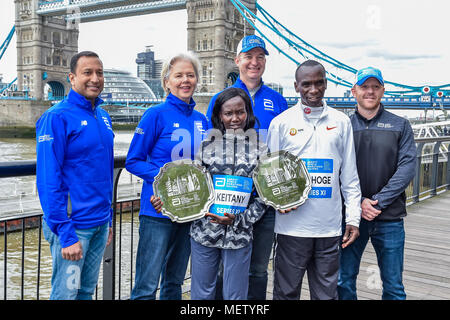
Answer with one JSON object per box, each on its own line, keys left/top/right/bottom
{"left": 102, "top": 116, "right": 113, "bottom": 131}
{"left": 209, "top": 175, "right": 253, "bottom": 216}
{"left": 303, "top": 158, "right": 333, "bottom": 198}
{"left": 195, "top": 121, "right": 206, "bottom": 135}
{"left": 264, "top": 99, "right": 274, "bottom": 111}
{"left": 195, "top": 120, "right": 207, "bottom": 142}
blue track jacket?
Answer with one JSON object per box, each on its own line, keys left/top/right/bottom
{"left": 206, "top": 77, "right": 288, "bottom": 141}
{"left": 36, "top": 89, "right": 115, "bottom": 248}
{"left": 125, "top": 93, "right": 208, "bottom": 219}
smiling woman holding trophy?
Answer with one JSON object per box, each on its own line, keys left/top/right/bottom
{"left": 125, "top": 52, "right": 208, "bottom": 300}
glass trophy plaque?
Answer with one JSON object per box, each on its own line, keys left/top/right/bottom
{"left": 153, "top": 159, "right": 215, "bottom": 223}
{"left": 253, "top": 150, "right": 312, "bottom": 210}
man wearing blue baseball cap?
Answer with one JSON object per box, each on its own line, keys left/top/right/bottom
{"left": 354, "top": 66, "right": 384, "bottom": 87}
{"left": 206, "top": 34, "right": 287, "bottom": 139}
{"left": 236, "top": 34, "right": 270, "bottom": 55}
{"left": 338, "top": 67, "right": 417, "bottom": 300}
{"left": 206, "top": 34, "right": 288, "bottom": 300}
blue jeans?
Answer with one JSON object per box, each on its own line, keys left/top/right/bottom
{"left": 42, "top": 220, "right": 109, "bottom": 300}
{"left": 190, "top": 238, "right": 252, "bottom": 300}
{"left": 130, "top": 215, "right": 191, "bottom": 300}
{"left": 248, "top": 206, "right": 275, "bottom": 300}
{"left": 338, "top": 218, "right": 406, "bottom": 300}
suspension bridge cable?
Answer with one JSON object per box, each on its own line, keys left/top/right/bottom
{"left": 256, "top": 3, "right": 357, "bottom": 74}
{"left": 0, "top": 77, "right": 17, "bottom": 94}
{"left": 255, "top": 2, "right": 420, "bottom": 91}
{"left": 255, "top": 4, "right": 424, "bottom": 91}
{"left": 0, "top": 25, "right": 15, "bottom": 62}
{"left": 256, "top": 3, "right": 446, "bottom": 93}
{"left": 230, "top": 0, "right": 353, "bottom": 88}
{"left": 233, "top": 0, "right": 354, "bottom": 87}
{"left": 233, "top": 1, "right": 448, "bottom": 96}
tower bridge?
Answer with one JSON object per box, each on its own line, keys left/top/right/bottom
{"left": 36, "top": 0, "right": 188, "bottom": 22}
{"left": 12, "top": 0, "right": 256, "bottom": 100}
{"left": 1, "top": 0, "right": 449, "bottom": 123}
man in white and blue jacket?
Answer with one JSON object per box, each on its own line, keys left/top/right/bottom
{"left": 36, "top": 51, "right": 114, "bottom": 300}
{"left": 206, "top": 35, "right": 288, "bottom": 300}
{"left": 338, "top": 67, "right": 417, "bottom": 300}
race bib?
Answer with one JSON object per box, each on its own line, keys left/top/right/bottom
{"left": 302, "top": 158, "right": 333, "bottom": 198}
{"left": 209, "top": 175, "right": 253, "bottom": 216}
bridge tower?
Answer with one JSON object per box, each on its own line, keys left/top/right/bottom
{"left": 187, "top": 0, "right": 256, "bottom": 93}
{"left": 14, "top": 0, "right": 78, "bottom": 100}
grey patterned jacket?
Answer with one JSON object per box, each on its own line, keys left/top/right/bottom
{"left": 190, "top": 129, "right": 268, "bottom": 249}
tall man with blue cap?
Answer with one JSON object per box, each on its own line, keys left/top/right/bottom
{"left": 338, "top": 67, "right": 417, "bottom": 300}
{"left": 206, "top": 34, "right": 288, "bottom": 300}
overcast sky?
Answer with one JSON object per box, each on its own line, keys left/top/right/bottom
{"left": 1, "top": 0, "right": 449, "bottom": 98}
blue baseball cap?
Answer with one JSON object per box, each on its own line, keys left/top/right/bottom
{"left": 236, "top": 35, "right": 269, "bottom": 56}
{"left": 355, "top": 67, "right": 384, "bottom": 86}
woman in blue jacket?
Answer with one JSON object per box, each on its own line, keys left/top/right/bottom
{"left": 126, "top": 52, "right": 208, "bottom": 300}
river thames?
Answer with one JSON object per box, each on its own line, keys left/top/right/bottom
{"left": 0, "top": 131, "right": 135, "bottom": 217}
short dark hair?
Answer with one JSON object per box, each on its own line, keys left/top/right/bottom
{"left": 211, "top": 87, "right": 257, "bottom": 133}
{"left": 70, "top": 51, "right": 100, "bottom": 73}
{"left": 295, "top": 60, "right": 326, "bottom": 80}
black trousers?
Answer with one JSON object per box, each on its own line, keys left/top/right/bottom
{"left": 273, "top": 234, "right": 340, "bottom": 300}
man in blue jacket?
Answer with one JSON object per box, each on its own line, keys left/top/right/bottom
{"left": 36, "top": 51, "right": 114, "bottom": 300}
{"left": 206, "top": 35, "right": 288, "bottom": 300}
{"left": 338, "top": 67, "right": 417, "bottom": 300}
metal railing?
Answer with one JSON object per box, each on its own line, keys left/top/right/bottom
{"left": 0, "top": 155, "right": 146, "bottom": 300}
{"left": 1, "top": 137, "right": 450, "bottom": 300}
{"left": 408, "top": 137, "right": 450, "bottom": 203}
